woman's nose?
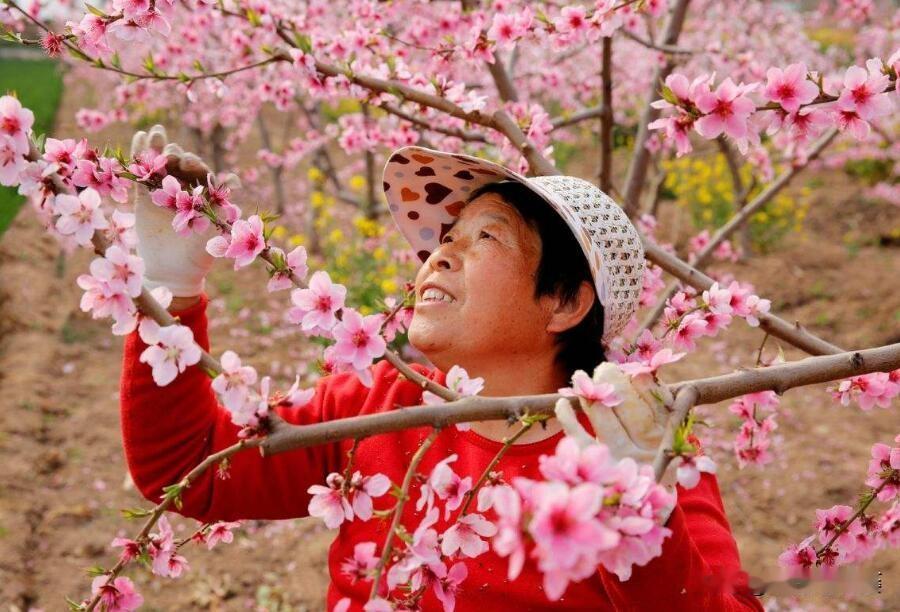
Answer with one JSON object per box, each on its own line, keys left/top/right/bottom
{"left": 428, "top": 242, "right": 461, "bottom": 272}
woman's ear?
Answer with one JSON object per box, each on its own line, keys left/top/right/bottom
{"left": 545, "top": 280, "right": 596, "bottom": 334}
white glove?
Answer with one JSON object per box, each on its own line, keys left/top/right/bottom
{"left": 555, "top": 362, "right": 679, "bottom": 520}
{"left": 130, "top": 125, "right": 238, "bottom": 297}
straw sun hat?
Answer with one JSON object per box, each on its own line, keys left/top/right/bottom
{"left": 382, "top": 146, "right": 645, "bottom": 345}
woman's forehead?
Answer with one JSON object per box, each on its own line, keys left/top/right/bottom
{"left": 456, "top": 193, "right": 520, "bottom": 225}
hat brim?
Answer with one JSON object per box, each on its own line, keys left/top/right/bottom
{"left": 382, "top": 146, "right": 540, "bottom": 264}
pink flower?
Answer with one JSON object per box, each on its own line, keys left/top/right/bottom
{"left": 54, "top": 188, "right": 108, "bottom": 246}
{"left": 836, "top": 59, "right": 893, "bottom": 122}
{"left": 559, "top": 370, "right": 622, "bottom": 409}
{"left": 76, "top": 270, "right": 134, "bottom": 325}
{"left": 150, "top": 174, "right": 187, "bottom": 210}
{"left": 128, "top": 149, "right": 168, "bottom": 182}
{"left": 72, "top": 157, "right": 129, "bottom": 203}
{"left": 433, "top": 561, "right": 468, "bottom": 612}
{"left": 440, "top": 513, "right": 497, "bottom": 558}
{"left": 491, "top": 484, "right": 526, "bottom": 579}
{"left": 833, "top": 108, "right": 871, "bottom": 140}
{"left": 814, "top": 505, "right": 865, "bottom": 553}
{"left": 488, "top": 13, "right": 529, "bottom": 48}
{"left": 539, "top": 436, "right": 615, "bottom": 485}
{"left": 418, "top": 454, "right": 472, "bottom": 519}
{"left": 267, "top": 245, "right": 308, "bottom": 292}
{"left": 778, "top": 535, "right": 816, "bottom": 579}
{"left": 694, "top": 78, "right": 758, "bottom": 151}
{"left": 104, "top": 209, "right": 138, "bottom": 250}
{"left": 40, "top": 31, "right": 65, "bottom": 57}
{"left": 672, "top": 312, "right": 707, "bottom": 350}
{"left": 91, "top": 244, "right": 144, "bottom": 298}
{"left": 618, "top": 348, "right": 686, "bottom": 377}
{"left": 110, "top": 537, "right": 141, "bottom": 563}
{"left": 743, "top": 294, "right": 770, "bottom": 327}
{"left": 349, "top": 471, "right": 391, "bottom": 521}
{"left": 0, "top": 136, "right": 26, "bottom": 187}
{"left": 341, "top": 541, "right": 378, "bottom": 583}
{"left": 764, "top": 63, "right": 819, "bottom": 113}
{"left": 211, "top": 351, "right": 258, "bottom": 412}
{"left": 674, "top": 455, "right": 717, "bottom": 489}
{"left": 68, "top": 14, "right": 112, "bottom": 57}
{"left": 0, "top": 95, "right": 34, "bottom": 154}
{"left": 331, "top": 308, "right": 388, "bottom": 373}
{"left": 206, "top": 521, "right": 240, "bottom": 550}
{"left": 223, "top": 214, "right": 265, "bottom": 269}
{"left": 90, "top": 576, "right": 143, "bottom": 612}
{"left": 557, "top": 6, "right": 588, "bottom": 34}
{"left": 308, "top": 473, "right": 353, "bottom": 529}
{"left": 172, "top": 185, "right": 210, "bottom": 237}
{"left": 702, "top": 281, "right": 735, "bottom": 315}
{"left": 866, "top": 441, "right": 900, "bottom": 501}
{"left": 288, "top": 271, "right": 346, "bottom": 336}
{"left": 138, "top": 324, "right": 202, "bottom": 386}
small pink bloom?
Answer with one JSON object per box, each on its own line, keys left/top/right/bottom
{"left": 172, "top": 185, "right": 210, "bottom": 237}
{"left": 54, "top": 188, "right": 108, "bottom": 246}
{"left": 308, "top": 473, "right": 353, "bottom": 529}
{"left": 223, "top": 215, "right": 265, "bottom": 269}
{"left": 672, "top": 312, "right": 708, "bottom": 350}
{"left": 434, "top": 561, "right": 468, "bottom": 612}
{"left": 110, "top": 537, "right": 141, "bottom": 563}
{"left": 72, "top": 157, "right": 129, "bottom": 203}
{"left": 90, "top": 576, "right": 143, "bottom": 612}
{"left": 128, "top": 149, "right": 168, "bottom": 182}
{"left": 150, "top": 174, "right": 186, "bottom": 210}
{"left": 104, "top": 209, "right": 138, "bottom": 250}
{"left": 349, "top": 471, "right": 391, "bottom": 521}
{"left": 331, "top": 308, "right": 388, "bottom": 372}
{"left": 267, "top": 245, "right": 309, "bottom": 292}
{"left": 441, "top": 513, "right": 497, "bottom": 558}
{"left": 138, "top": 324, "right": 202, "bottom": 386}
{"left": 211, "top": 351, "right": 258, "bottom": 410}
{"left": 559, "top": 370, "right": 622, "bottom": 409}
{"left": 206, "top": 521, "right": 240, "bottom": 550}
{"left": 778, "top": 535, "right": 816, "bottom": 579}
{"left": 0, "top": 95, "right": 34, "bottom": 154}
{"left": 743, "top": 294, "right": 770, "bottom": 327}
{"left": 619, "top": 348, "right": 686, "bottom": 377}
{"left": 836, "top": 59, "right": 893, "bottom": 122}
{"left": 288, "top": 271, "right": 346, "bottom": 336}
{"left": 675, "top": 455, "right": 717, "bottom": 489}
{"left": 694, "top": 78, "right": 759, "bottom": 150}
{"left": 340, "top": 541, "right": 378, "bottom": 583}
{"left": 764, "top": 63, "right": 819, "bottom": 113}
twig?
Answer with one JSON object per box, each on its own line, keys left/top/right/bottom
{"left": 369, "top": 428, "right": 441, "bottom": 600}
{"left": 652, "top": 385, "right": 699, "bottom": 480}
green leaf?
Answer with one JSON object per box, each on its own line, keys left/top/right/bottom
{"left": 65, "top": 596, "right": 87, "bottom": 611}
{"left": 177, "top": 71, "right": 191, "bottom": 84}
{"left": 660, "top": 84, "right": 679, "bottom": 106}
{"left": 162, "top": 483, "right": 184, "bottom": 510}
{"left": 192, "top": 59, "right": 206, "bottom": 73}
{"left": 120, "top": 507, "right": 153, "bottom": 519}
{"left": 33, "top": 133, "right": 46, "bottom": 152}
{"left": 67, "top": 46, "right": 92, "bottom": 62}
{"left": 84, "top": 3, "right": 108, "bottom": 18}
{"left": 142, "top": 54, "right": 156, "bottom": 74}
{"left": 85, "top": 565, "right": 107, "bottom": 577}
{"left": 293, "top": 32, "right": 313, "bottom": 54}
{"left": 110, "top": 52, "right": 121, "bottom": 69}
{"left": 246, "top": 8, "right": 262, "bottom": 26}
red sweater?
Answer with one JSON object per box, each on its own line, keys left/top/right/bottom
{"left": 120, "top": 295, "right": 763, "bottom": 611}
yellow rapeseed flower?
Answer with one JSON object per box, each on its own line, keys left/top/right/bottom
{"left": 271, "top": 225, "right": 287, "bottom": 240}
{"left": 307, "top": 167, "right": 324, "bottom": 183}
{"left": 349, "top": 175, "right": 367, "bottom": 192}
{"left": 380, "top": 279, "right": 398, "bottom": 294}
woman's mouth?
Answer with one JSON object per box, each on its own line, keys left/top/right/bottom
{"left": 418, "top": 287, "right": 457, "bottom": 306}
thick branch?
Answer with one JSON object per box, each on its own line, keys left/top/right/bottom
{"left": 258, "top": 343, "right": 900, "bottom": 456}
{"left": 641, "top": 236, "right": 844, "bottom": 355}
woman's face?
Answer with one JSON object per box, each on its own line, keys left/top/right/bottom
{"left": 408, "top": 192, "right": 560, "bottom": 372}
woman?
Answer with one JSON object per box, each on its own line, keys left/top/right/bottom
{"left": 121, "top": 126, "right": 762, "bottom": 610}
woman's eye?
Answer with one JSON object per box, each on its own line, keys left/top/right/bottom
{"left": 479, "top": 231, "right": 494, "bottom": 240}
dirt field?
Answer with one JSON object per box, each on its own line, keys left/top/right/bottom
{"left": 0, "top": 78, "right": 898, "bottom": 611}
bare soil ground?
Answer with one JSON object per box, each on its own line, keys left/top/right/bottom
{"left": 0, "top": 79, "right": 898, "bottom": 611}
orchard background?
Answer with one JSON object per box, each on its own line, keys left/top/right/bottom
{"left": 0, "top": 0, "right": 898, "bottom": 610}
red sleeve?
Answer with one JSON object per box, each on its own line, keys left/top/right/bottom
{"left": 120, "top": 293, "right": 374, "bottom": 522}
{"left": 598, "top": 472, "right": 763, "bottom": 611}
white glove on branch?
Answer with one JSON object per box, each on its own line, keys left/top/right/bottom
{"left": 130, "top": 124, "right": 239, "bottom": 297}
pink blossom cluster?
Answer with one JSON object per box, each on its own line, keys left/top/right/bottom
{"left": 307, "top": 470, "right": 392, "bottom": 529}
{"left": 829, "top": 370, "right": 900, "bottom": 411}
{"left": 780, "top": 435, "right": 900, "bottom": 579}
{"left": 687, "top": 230, "right": 741, "bottom": 263}
{"left": 650, "top": 56, "right": 897, "bottom": 157}
{"left": 492, "top": 437, "right": 675, "bottom": 598}
{"left": 727, "top": 391, "right": 780, "bottom": 468}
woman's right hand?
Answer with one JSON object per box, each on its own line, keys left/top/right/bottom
{"left": 130, "top": 124, "right": 238, "bottom": 303}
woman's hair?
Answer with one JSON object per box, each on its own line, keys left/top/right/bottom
{"left": 465, "top": 180, "right": 606, "bottom": 379}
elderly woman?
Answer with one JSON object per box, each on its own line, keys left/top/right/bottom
{"left": 120, "top": 126, "right": 762, "bottom": 611}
